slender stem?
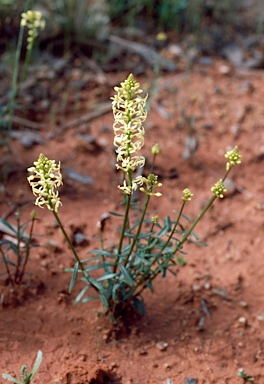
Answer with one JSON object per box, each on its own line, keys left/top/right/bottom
{"left": 20, "top": 43, "right": 33, "bottom": 83}
{"left": 14, "top": 210, "right": 22, "bottom": 284}
{"left": 7, "top": 0, "right": 31, "bottom": 143}
{"left": 99, "top": 228, "right": 105, "bottom": 263}
{"left": 160, "top": 200, "right": 186, "bottom": 254}
{"left": 131, "top": 200, "right": 186, "bottom": 293}
{"left": 0, "top": 247, "right": 13, "bottom": 285}
{"left": 124, "top": 194, "right": 151, "bottom": 267}
{"left": 149, "top": 154, "right": 156, "bottom": 174}
{"left": 134, "top": 169, "right": 232, "bottom": 298}
{"left": 19, "top": 214, "right": 36, "bottom": 284}
{"left": 52, "top": 211, "right": 85, "bottom": 273}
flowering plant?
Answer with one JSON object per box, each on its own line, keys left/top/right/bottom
{"left": 27, "top": 74, "right": 241, "bottom": 323}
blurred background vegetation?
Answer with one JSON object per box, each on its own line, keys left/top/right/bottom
{"left": 0, "top": 0, "right": 263, "bottom": 57}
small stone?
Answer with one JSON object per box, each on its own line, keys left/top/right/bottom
{"left": 219, "top": 65, "right": 231, "bottom": 75}
{"left": 184, "top": 378, "right": 198, "bottom": 384}
{"left": 163, "top": 362, "right": 171, "bottom": 370}
{"left": 239, "top": 300, "right": 248, "bottom": 308}
{"left": 203, "top": 282, "right": 211, "bottom": 290}
{"left": 156, "top": 341, "right": 169, "bottom": 351}
{"left": 257, "top": 314, "right": 264, "bottom": 322}
{"left": 192, "top": 284, "right": 201, "bottom": 292}
{"left": 238, "top": 316, "right": 247, "bottom": 327}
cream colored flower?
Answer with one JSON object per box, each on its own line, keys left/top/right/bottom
{"left": 112, "top": 74, "right": 147, "bottom": 175}
{"left": 27, "top": 153, "right": 62, "bottom": 212}
{"left": 139, "top": 174, "right": 162, "bottom": 197}
{"left": 20, "top": 10, "right": 45, "bottom": 50}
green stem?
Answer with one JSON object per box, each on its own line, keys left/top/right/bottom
{"left": 20, "top": 42, "right": 33, "bottom": 83}
{"left": 0, "top": 246, "right": 13, "bottom": 285}
{"left": 124, "top": 194, "right": 151, "bottom": 267}
{"left": 14, "top": 209, "right": 22, "bottom": 284}
{"left": 99, "top": 228, "right": 105, "bottom": 263}
{"left": 134, "top": 169, "right": 232, "bottom": 298}
{"left": 18, "top": 214, "right": 36, "bottom": 284}
{"left": 7, "top": 0, "right": 31, "bottom": 144}
{"left": 132, "top": 200, "right": 186, "bottom": 292}
{"left": 52, "top": 210, "right": 85, "bottom": 273}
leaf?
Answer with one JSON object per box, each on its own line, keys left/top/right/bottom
{"left": 97, "top": 273, "right": 117, "bottom": 282}
{"left": 118, "top": 263, "right": 134, "bottom": 287}
{"left": 87, "top": 249, "right": 117, "bottom": 259}
{"left": 99, "top": 293, "right": 109, "bottom": 310}
{"left": 69, "top": 262, "right": 79, "bottom": 293}
{"left": 2, "top": 373, "right": 20, "bottom": 383}
{"left": 75, "top": 285, "right": 89, "bottom": 304}
{"left": 0, "top": 219, "right": 17, "bottom": 235}
{"left": 81, "top": 295, "right": 99, "bottom": 304}
{"left": 30, "top": 350, "right": 43, "bottom": 379}
{"left": 137, "top": 231, "right": 155, "bottom": 240}
{"left": 109, "top": 211, "right": 124, "bottom": 217}
{"left": 86, "top": 275, "right": 104, "bottom": 293}
{"left": 132, "top": 297, "right": 145, "bottom": 316}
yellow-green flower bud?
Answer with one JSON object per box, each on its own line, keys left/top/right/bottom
{"left": 182, "top": 188, "right": 193, "bottom": 202}
{"left": 30, "top": 209, "right": 37, "bottom": 219}
{"left": 139, "top": 174, "right": 162, "bottom": 197}
{"left": 211, "top": 179, "right": 226, "bottom": 198}
{"left": 151, "top": 143, "right": 160, "bottom": 156}
{"left": 151, "top": 215, "right": 159, "bottom": 223}
{"left": 27, "top": 153, "right": 62, "bottom": 212}
{"left": 225, "top": 146, "right": 242, "bottom": 171}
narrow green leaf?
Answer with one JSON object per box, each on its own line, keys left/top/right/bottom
{"left": 97, "top": 273, "right": 117, "bottom": 282}
{"left": 86, "top": 275, "right": 104, "bottom": 293}
{"left": 88, "top": 249, "right": 117, "bottom": 258}
{"left": 69, "top": 262, "right": 79, "bottom": 293}
{"left": 119, "top": 263, "right": 134, "bottom": 287}
{"left": 2, "top": 373, "right": 20, "bottom": 383}
{"left": 30, "top": 350, "right": 43, "bottom": 379}
{"left": 0, "top": 219, "right": 17, "bottom": 234}
{"left": 75, "top": 285, "right": 89, "bottom": 304}
{"left": 81, "top": 295, "right": 99, "bottom": 304}
{"left": 109, "top": 211, "right": 124, "bottom": 217}
{"left": 99, "top": 293, "right": 109, "bottom": 310}
{"left": 132, "top": 297, "right": 145, "bottom": 316}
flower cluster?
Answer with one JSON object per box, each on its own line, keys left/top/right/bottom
{"left": 138, "top": 174, "right": 162, "bottom": 197}
{"left": 211, "top": 179, "right": 227, "bottom": 199}
{"left": 225, "top": 146, "right": 242, "bottom": 171}
{"left": 112, "top": 74, "right": 147, "bottom": 182}
{"left": 27, "top": 154, "right": 62, "bottom": 212}
{"left": 21, "top": 10, "right": 45, "bottom": 50}
{"left": 182, "top": 188, "right": 193, "bottom": 202}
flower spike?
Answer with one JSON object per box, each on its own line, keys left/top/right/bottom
{"left": 27, "top": 153, "right": 62, "bottom": 212}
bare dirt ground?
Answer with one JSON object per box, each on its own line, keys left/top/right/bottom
{"left": 1, "top": 60, "right": 264, "bottom": 383}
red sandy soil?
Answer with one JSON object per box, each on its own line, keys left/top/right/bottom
{"left": 1, "top": 61, "right": 264, "bottom": 383}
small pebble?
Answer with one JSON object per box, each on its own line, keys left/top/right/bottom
{"left": 192, "top": 284, "right": 201, "bottom": 292}
{"left": 156, "top": 341, "right": 169, "bottom": 351}
{"left": 239, "top": 300, "right": 248, "bottom": 308}
{"left": 238, "top": 316, "right": 247, "bottom": 327}
{"left": 257, "top": 314, "right": 264, "bottom": 322}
